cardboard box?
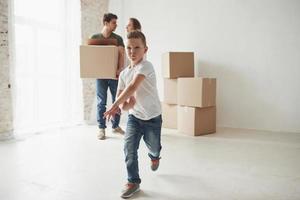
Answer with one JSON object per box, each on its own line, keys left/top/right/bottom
{"left": 178, "top": 78, "right": 216, "bottom": 107}
{"left": 178, "top": 106, "right": 216, "bottom": 136}
{"left": 162, "top": 103, "right": 177, "bottom": 129}
{"left": 164, "top": 79, "right": 177, "bottom": 104}
{"left": 162, "top": 52, "right": 194, "bottom": 78}
{"left": 80, "top": 45, "right": 118, "bottom": 78}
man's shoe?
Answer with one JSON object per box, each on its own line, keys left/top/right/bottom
{"left": 112, "top": 126, "right": 125, "bottom": 135}
{"left": 98, "top": 128, "right": 106, "bottom": 140}
{"left": 121, "top": 182, "right": 140, "bottom": 199}
{"left": 151, "top": 158, "right": 160, "bottom": 171}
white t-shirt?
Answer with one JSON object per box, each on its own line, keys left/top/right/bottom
{"left": 118, "top": 60, "right": 161, "bottom": 120}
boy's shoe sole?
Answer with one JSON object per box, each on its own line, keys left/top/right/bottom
{"left": 121, "top": 188, "right": 140, "bottom": 199}
{"left": 121, "top": 183, "right": 140, "bottom": 199}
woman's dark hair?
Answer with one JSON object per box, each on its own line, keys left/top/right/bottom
{"left": 129, "top": 18, "right": 142, "bottom": 31}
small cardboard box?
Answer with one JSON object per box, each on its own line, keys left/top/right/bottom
{"left": 178, "top": 106, "right": 216, "bottom": 136}
{"left": 162, "top": 103, "right": 177, "bottom": 129}
{"left": 80, "top": 45, "right": 118, "bottom": 78}
{"left": 163, "top": 79, "right": 177, "bottom": 104}
{"left": 162, "top": 52, "right": 194, "bottom": 78}
{"left": 178, "top": 78, "right": 216, "bottom": 107}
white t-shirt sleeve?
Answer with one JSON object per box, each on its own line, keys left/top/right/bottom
{"left": 117, "top": 71, "right": 126, "bottom": 91}
{"left": 136, "top": 62, "right": 153, "bottom": 77}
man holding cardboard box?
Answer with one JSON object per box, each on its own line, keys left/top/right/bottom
{"left": 89, "top": 13, "right": 125, "bottom": 140}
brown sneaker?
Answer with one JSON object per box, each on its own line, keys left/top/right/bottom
{"left": 121, "top": 182, "right": 140, "bottom": 199}
{"left": 112, "top": 126, "right": 125, "bottom": 135}
{"left": 98, "top": 128, "right": 106, "bottom": 140}
{"left": 151, "top": 158, "right": 160, "bottom": 171}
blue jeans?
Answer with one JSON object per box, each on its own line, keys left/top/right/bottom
{"left": 96, "top": 79, "right": 120, "bottom": 129}
{"left": 124, "top": 114, "right": 162, "bottom": 184}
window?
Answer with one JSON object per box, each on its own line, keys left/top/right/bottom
{"left": 12, "top": 0, "right": 83, "bottom": 134}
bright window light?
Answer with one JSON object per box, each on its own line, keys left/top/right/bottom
{"left": 12, "top": 0, "right": 83, "bottom": 134}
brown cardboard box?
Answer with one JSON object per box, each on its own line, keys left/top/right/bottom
{"left": 178, "top": 106, "right": 216, "bottom": 136}
{"left": 162, "top": 103, "right": 177, "bottom": 129}
{"left": 80, "top": 45, "right": 118, "bottom": 78}
{"left": 178, "top": 78, "right": 216, "bottom": 107}
{"left": 164, "top": 79, "right": 177, "bottom": 104}
{"left": 162, "top": 52, "right": 194, "bottom": 78}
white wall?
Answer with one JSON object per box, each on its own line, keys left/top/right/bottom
{"left": 109, "top": 0, "right": 300, "bottom": 133}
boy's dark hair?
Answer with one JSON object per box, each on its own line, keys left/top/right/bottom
{"left": 103, "top": 13, "right": 118, "bottom": 24}
{"left": 129, "top": 18, "right": 142, "bottom": 31}
{"left": 127, "top": 31, "right": 147, "bottom": 47}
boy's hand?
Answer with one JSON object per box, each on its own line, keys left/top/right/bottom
{"left": 103, "top": 105, "right": 121, "bottom": 122}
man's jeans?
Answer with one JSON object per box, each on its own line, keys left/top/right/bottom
{"left": 124, "top": 114, "right": 162, "bottom": 184}
{"left": 96, "top": 79, "right": 120, "bottom": 129}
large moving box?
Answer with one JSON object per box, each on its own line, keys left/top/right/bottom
{"left": 178, "top": 106, "right": 216, "bottom": 136}
{"left": 80, "top": 45, "right": 118, "bottom": 78}
{"left": 163, "top": 79, "right": 177, "bottom": 104}
{"left": 162, "top": 52, "right": 194, "bottom": 78}
{"left": 178, "top": 78, "right": 216, "bottom": 107}
{"left": 162, "top": 103, "right": 177, "bottom": 129}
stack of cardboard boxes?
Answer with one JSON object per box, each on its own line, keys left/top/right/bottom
{"left": 162, "top": 52, "right": 217, "bottom": 136}
{"left": 80, "top": 47, "right": 217, "bottom": 136}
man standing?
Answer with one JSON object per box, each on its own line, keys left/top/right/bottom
{"left": 89, "top": 13, "right": 125, "bottom": 140}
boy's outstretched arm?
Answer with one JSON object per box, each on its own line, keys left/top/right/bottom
{"left": 104, "top": 74, "right": 145, "bottom": 121}
{"left": 121, "top": 96, "right": 136, "bottom": 111}
{"left": 117, "top": 89, "right": 134, "bottom": 110}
